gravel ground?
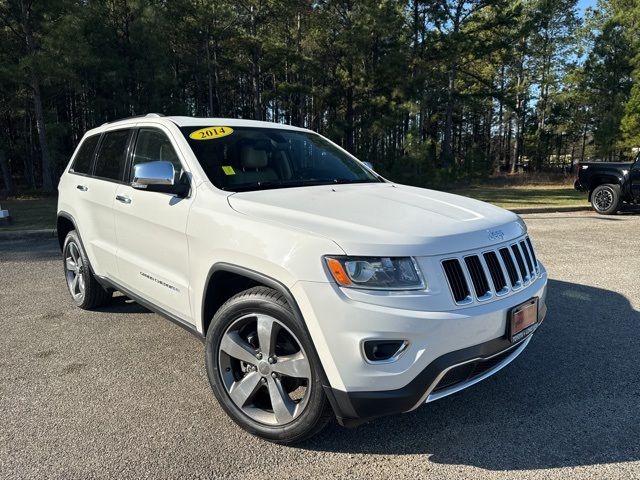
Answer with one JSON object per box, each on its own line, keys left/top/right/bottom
{"left": 1, "top": 211, "right": 639, "bottom": 479}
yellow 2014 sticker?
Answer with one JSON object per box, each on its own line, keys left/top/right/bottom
{"left": 189, "top": 126, "right": 234, "bottom": 140}
{"left": 222, "top": 166, "right": 235, "bottom": 175}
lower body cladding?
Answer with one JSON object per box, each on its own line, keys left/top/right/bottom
{"left": 291, "top": 268, "right": 548, "bottom": 427}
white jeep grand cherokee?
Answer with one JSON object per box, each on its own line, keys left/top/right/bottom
{"left": 57, "top": 114, "right": 547, "bottom": 443}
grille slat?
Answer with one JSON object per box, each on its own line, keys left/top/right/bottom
{"left": 525, "top": 237, "right": 538, "bottom": 271}
{"left": 520, "top": 240, "right": 534, "bottom": 276}
{"left": 464, "top": 256, "right": 490, "bottom": 298}
{"left": 511, "top": 244, "right": 528, "bottom": 281}
{"left": 442, "top": 259, "right": 470, "bottom": 303}
{"left": 483, "top": 251, "right": 507, "bottom": 292}
{"left": 499, "top": 247, "right": 519, "bottom": 287}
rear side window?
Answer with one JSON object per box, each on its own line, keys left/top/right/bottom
{"left": 70, "top": 135, "right": 99, "bottom": 174}
{"left": 94, "top": 129, "right": 132, "bottom": 181}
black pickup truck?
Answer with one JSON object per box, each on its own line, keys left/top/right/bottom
{"left": 574, "top": 158, "right": 640, "bottom": 214}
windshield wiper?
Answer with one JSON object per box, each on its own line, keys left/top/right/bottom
{"left": 225, "top": 177, "right": 382, "bottom": 192}
{"left": 331, "top": 178, "right": 382, "bottom": 184}
{"left": 227, "top": 179, "right": 334, "bottom": 192}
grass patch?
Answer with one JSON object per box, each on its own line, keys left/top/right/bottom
{"left": 446, "top": 184, "right": 587, "bottom": 209}
{"left": 0, "top": 181, "right": 586, "bottom": 232}
{"left": 1, "top": 197, "right": 58, "bottom": 231}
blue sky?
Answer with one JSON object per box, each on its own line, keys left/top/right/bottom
{"left": 578, "top": 0, "right": 597, "bottom": 16}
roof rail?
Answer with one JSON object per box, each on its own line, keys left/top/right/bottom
{"left": 101, "top": 113, "right": 164, "bottom": 126}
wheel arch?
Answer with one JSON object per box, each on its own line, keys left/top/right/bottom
{"left": 588, "top": 175, "right": 624, "bottom": 200}
{"left": 200, "top": 262, "right": 345, "bottom": 422}
{"left": 56, "top": 211, "right": 79, "bottom": 251}
{"left": 57, "top": 211, "right": 101, "bottom": 278}
{"left": 201, "top": 263, "right": 302, "bottom": 336}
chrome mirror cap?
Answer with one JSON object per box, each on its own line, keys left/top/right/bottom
{"left": 132, "top": 161, "right": 175, "bottom": 189}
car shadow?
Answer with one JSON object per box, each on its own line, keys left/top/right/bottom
{"left": 301, "top": 279, "right": 640, "bottom": 470}
{"left": 94, "top": 293, "right": 151, "bottom": 314}
{"left": 618, "top": 204, "right": 640, "bottom": 215}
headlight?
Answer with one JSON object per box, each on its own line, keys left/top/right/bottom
{"left": 324, "top": 256, "right": 426, "bottom": 290}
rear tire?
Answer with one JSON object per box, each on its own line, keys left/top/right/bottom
{"left": 591, "top": 184, "right": 621, "bottom": 215}
{"left": 63, "top": 230, "right": 112, "bottom": 309}
{"left": 205, "top": 286, "right": 331, "bottom": 444}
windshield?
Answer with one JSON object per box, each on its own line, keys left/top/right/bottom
{"left": 180, "top": 126, "right": 382, "bottom": 192}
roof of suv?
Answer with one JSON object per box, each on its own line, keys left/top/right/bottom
{"left": 95, "top": 114, "right": 310, "bottom": 133}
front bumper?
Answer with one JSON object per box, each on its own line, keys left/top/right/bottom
{"left": 330, "top": 322, "right": 543, "bottom": 426}
{"left": 291, "top": 265, "right": 547, "bottom": 426}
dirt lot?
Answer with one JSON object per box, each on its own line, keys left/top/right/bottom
{"left": 1, "top": 211, "right": 639, "bottom": 479}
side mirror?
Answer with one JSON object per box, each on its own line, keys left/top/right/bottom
{"left": 362, "top": 161, "right": 374, "bottom": 171}
{"left": 132, "top": 161, "right": 175, "bottom": 189}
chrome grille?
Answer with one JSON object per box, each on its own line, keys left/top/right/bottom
{"left": 511, "top": 244, "right": 528, "bottom": 282}
{"left": 499, "top": 247, "right": 519, "bottom": 287}
{"left": 483, "top": 251, "right": 507, "bottom": 293}
{"left": 442, "top": 259, "right": 471, "bottom": 304}
{"left": 464, "top": 256, "right": 491, "bottom": 299}
{"left": 525, "top": 237, "right": 539, "bottom": 274}
{"left": 441, "top": 235, "right": 540, "bottom": 305}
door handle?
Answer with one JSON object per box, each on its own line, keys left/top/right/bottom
{"left": 115, "top": 195, "right": 132, "bottom": 204}
{"left": 76, "top": 185, "right": 88, "bottom": 191}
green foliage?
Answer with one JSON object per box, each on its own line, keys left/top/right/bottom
{"left": 0, "top": 0, "right": 638, "bottom": 192}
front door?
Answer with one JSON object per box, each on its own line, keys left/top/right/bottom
{"left": 112, "top": 127, "right": 194, "bottom": 323}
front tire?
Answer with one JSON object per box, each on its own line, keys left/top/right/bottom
{"left": 205, "top": 286, "right": 331, "bottom": 444}
{"left": 591, "top": 184, "right": 621, "bottom": 215}
{"left": 63, "top": 230, "right": 112, "bottom": 309}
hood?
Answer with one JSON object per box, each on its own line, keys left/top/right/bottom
{"left": 580, "top": 161, "right": 633, "bottom": 169}
{"left": 227, "top": 183, "right": 525, "bottom": 256}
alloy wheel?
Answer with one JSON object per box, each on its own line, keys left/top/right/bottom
{"left": 64, "top": 241, "right": 86, "bottom": 301}
{"left": 218, "top": 313, "right": 312, "bottom": 426}
{"left": 593, "top": 187, "right": 613, "bottom": 212}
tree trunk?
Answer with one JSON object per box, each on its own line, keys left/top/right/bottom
{"left": 497, "top": 66, "right": 505, "bottom": 168}
{"left": 205, "top": 33, "right": 219, "bottom": 116}
{"left": 292, "top": 12, "right": 302, "bottom": 126}
{"left": 21, "top": 0, "right": 54, "bottom": 192}
{"left": 442, "top": 62, "right": 457, "bottom": 168}
{"left": 345, "top": 63, "right": 354, "bottom": 152}
{"left": 0, "top": 150, "right": 14, "bottom": 194}
{"left": 249, "top": 6, "right": 262, "bottom": 120}
{"left": 580, "top": 120, "right": 588, "bottom": 162}
{"left": 30, "top": 75, "right": 54, "bottom": 192}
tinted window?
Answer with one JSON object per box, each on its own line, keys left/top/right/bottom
{"left": 94, "top": 129, "right": 131, "bottom": 181}
{"left": 70, "top": 135, "right": 99, "bottom": 174}
{"left": 131, "top": 129, "right": 183, "bottom": 182}
{"left": 180, "top": 126, "right": 380, "bottom": 192}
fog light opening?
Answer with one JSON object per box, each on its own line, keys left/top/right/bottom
{"left": 363, "top": 340, "right": 409, "bottom": 363}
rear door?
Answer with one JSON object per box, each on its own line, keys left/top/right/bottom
{"left": 64, "top": 135, "right": 99, "bottom": 246}
{"left": 68, "top": 128, "right": 133, "bottom": 278}
{"left": 112, "top": 126, "right": 194, "bottom": 322}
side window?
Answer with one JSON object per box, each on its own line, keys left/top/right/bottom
{"left": 94, "top": 129, "right": 132, "bottom": 181}
{"left": 131, "top": 129, "right": 183, "bottom": 182}
{"left": 70, "top": 135, "right": 99, "bottom": 175}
